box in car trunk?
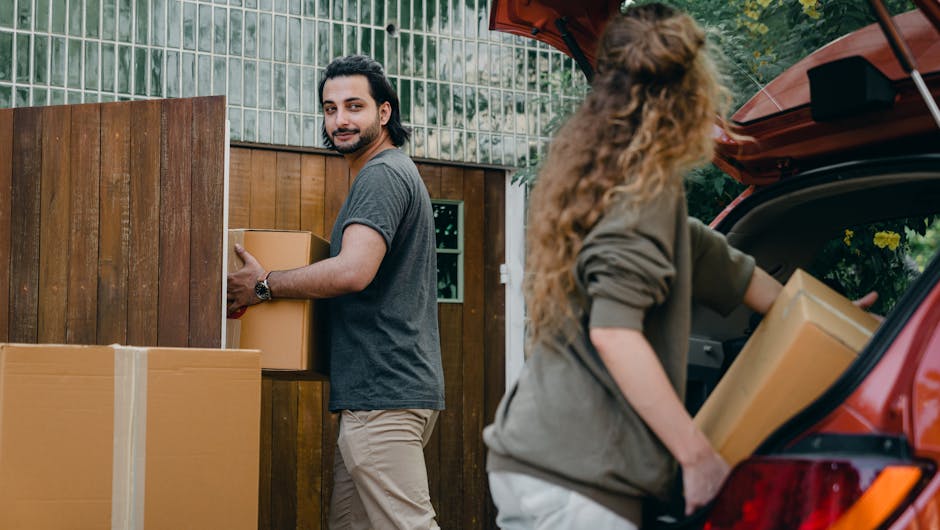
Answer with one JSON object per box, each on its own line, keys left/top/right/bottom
{"left": 0, "top": 343, "right": 261, "bottom": 530}
{"left": 694, "top": 269, "right": 881, "bottom": 467}
{"left": 226, "top": 229, "right": 330, "bottom": 372}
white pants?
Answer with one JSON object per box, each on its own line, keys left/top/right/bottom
{"left": 489, "top": 472, "right": 639, "bottom": 530}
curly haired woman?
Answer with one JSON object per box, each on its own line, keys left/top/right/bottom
{"left": 483, "top": 4, "right": 786, "bottom": 528}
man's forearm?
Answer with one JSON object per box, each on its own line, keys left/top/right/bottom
{"left": 266, "top": 256, "right": 367, "bottom": 299}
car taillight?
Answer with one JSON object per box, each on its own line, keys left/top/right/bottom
{"left": 703, "top": 457, "right": 925, "bottom": 530}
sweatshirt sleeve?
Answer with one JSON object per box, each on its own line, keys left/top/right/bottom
{"left": 575, "top": 200, "right": 677, "bottom": 331}
{"left": 688, "top": 217, "right": 755, "bottom": 316}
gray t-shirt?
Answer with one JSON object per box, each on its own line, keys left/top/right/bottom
{"left": 327, "top": 148, "right": 445, "bottom": 412}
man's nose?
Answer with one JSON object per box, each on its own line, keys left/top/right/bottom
{"left": 333, "top": 108, "right": 349, "bottom": 127}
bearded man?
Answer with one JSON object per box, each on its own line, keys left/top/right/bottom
{"left": 227, "top": 54, "right": 444, "bottom": 530}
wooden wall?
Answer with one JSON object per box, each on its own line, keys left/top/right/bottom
{"left": 229, "top": 145, "right": 506, "bottom": 529}
{"left": 0, "top": 96, "right": 227, "bottom": 348}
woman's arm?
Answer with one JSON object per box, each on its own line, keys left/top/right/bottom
{"left": 590, "top": 327, "right": 729, "bottom": 515}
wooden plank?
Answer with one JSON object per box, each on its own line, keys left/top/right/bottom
{"left": 270, "top": 379, "right": 299, "bottom": 530}
{"left": 482, "top": 169, "right": 506, "bottom": 529}
{"left": 189, "top": 95, "right": 226, "bottom": 348}
{"left": 158, "top": 98, "right": 193, "bottom": 347}
{"left": 441, "top": 166, "right": 463, "bottom": 201}
{"left": 250, "top": 150, "right": 278, "bottom": 229}
{"left": 0, "top": 109, "right": 13, "bottom": 342}
{"left": 300, "top": 154, "right": 326, "bottom": 238}
{"left": 97, "top": 102, "right": 132, "bottom": 345}
{"left": 323, "top": 155, "right": 350, "bottom": 235}
{"left": 321, "top": 390, "right": 338, "bottom": 529}
{"left": 461, "top": 168, "right": 487, "bottom": 530}
{"left": 275, "top": 152, "right": 302, "bottom": 230}
{"left": 228, "top": 147, "right": 252, "bottom": 229}
{"left": 127, "top": 100, "right": 162, "bottom": 347}
{"left": 438, "top": 303, "right": 464, "bottom": 530}
{"left": 66, "top": 104, "right": 101, "bottom": 345}
{"left": 38, "top": 106, "right": 72, "bottom": 343}
{"left": 10, "top": 107, "right": 42, "bottom": 343}
{"left": 258, "top": 377, "right": 274, "bottom": 530}
{"left": 296, "top": 380, "right": 325, "bottom": 529}
{"left": 417, "top": 162, "right": 441, "bottom": 198}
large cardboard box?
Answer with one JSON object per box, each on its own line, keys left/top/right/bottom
{"left": 0, "top": 343, "right": 261, "bottom": 530}
{"left": 694, "top": 269, "right": 881, "bottom": 467}
{"left": 227, "top": 229, "right": 330, "bottom": 371}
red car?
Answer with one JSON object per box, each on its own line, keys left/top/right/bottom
{"left": 491, "top": 1, "right": 940, "bottom": 528}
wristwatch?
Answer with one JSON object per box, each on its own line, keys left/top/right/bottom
{"left": 254, "top": 272, "right": 273, "bottom": 301}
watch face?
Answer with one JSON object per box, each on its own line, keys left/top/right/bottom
{"left": 254, "top": 280, "right": 272, "bottom": 301}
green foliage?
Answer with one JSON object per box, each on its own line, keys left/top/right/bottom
{"left": 808, "top": 220, "right": 926, "bottom": 314}
{"left": 685, "top": 164, "right": 745, "bottom": 222}
{"left": 906, "top": 217, "right": 940, "bottom": 272}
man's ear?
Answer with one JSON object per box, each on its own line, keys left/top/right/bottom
{"left": 379, "top": 101, "right": 391, "bottom": 125}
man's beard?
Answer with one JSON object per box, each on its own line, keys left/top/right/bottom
{"left": 330, "top": 113, "right": 382, "bottom": 154}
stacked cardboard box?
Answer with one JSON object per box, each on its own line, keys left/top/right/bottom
{"left": 0, "top": 343, "right": 261, "bottom": 530}
{"left": 695, "top": 269, "right": 881, "bottom": 467}
{"left": 227, "top": 229, "right": 331, "bottom": 372}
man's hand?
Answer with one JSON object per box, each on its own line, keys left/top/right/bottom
{"left": 227, "top": 244, "right": 266, "bottom": 316}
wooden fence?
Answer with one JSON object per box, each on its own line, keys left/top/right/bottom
{"left": 0, "top": 96, "right": 506, "bottom": 529}
{"left": 0, "top": 96, "right": 226, "bottom": 347}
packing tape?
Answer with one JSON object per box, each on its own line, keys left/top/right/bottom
{"left": 782, "top": 289, "right": 875, "bottom": 338}
{"left": 112, "top": 346, "right": 148, "bottom": 530}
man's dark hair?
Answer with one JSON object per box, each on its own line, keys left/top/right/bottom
{"left": 318, "top": 55, "right": 411, "bottom": 148}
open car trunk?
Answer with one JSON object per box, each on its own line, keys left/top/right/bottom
{"left": 669, "top": 154, "right": 940, "bottom": 526}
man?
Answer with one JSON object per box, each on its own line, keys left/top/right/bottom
{"left": 227, "top": 55, "right": 445, "bottom": 530}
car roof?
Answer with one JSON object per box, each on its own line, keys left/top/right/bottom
{"left": 490, "top": 1, "right": 940, "bottom": 186}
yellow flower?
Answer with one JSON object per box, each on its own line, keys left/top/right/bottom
{"left": 873, "top": 230, "right": 901, "bottom": 251}
{"left": 806, "top": 5, "right": 821, "bottom": 19}
{"left": 757, "top": 0, "right": 772, "bottom": 6}
{"left": 799, "top": 0, "right": 815, "bottom": 7}
{"left": 843, "top": 229, "right": 854, "bottom": 246}
{"left": 756, "top": 23, "right": 769, "bottom": 34}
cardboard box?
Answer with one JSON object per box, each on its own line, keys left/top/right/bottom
{"left": 694, "top": 269, "right": 881, "bottom": 467}
{"left": 227, "top": 229, "right": 330, "bottom": 371}
{"left": 0, "top": 343, "right": 261, "bottom": 530}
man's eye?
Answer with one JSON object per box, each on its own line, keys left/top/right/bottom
{"left": 349, "top": 104, "right": 362, "bottom": 110}
{"left": 324, "top": 107, "right": 335, "bottom": 113}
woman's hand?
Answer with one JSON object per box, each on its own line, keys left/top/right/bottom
{"left": 680, "top": 448, "right": 730, "bottom": 515}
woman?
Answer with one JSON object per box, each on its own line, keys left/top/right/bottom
{"left": 483, "top": 4, "right": 784, "bottom": 528}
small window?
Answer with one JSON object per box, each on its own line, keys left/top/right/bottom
{"left": 433, "top": 200, "right": 463, "bottom": 303}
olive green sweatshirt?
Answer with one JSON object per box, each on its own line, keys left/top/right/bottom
{"left": 483, "top": 189, "right": 755, "bottom": 524}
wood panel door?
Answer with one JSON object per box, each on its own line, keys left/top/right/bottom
{"left": 0, "top": 96, "right": 227, "bottom": 348}
{"left": 230, "top": 146, "right": 506, "bottom": 529}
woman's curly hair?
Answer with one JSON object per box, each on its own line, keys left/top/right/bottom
{"left": 526, "top": 3, "right": 735, "bottom": 340}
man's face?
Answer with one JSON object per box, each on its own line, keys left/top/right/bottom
{"left": 321, "top": 75, "right": 389, "bottom": 155}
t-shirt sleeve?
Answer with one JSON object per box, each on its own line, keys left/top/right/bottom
{"left": 340, "top": 163, "right": 411, "bottom": 249}
{"left": 688, "top": 217, "right": 756, "bottom": 316}
{"left": 576, "top": 203, "right": 677, "bottom": 332}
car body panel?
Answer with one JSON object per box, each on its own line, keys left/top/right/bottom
{"left": 488, "top": 0, "right": 617, "bottom": 67}
{"left": 714, "top": 9, "right": 940, "bottom": 186}
{"left": 490, "top": 2, "right": 940, "bottom": 186}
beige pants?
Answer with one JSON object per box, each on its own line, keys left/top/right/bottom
{"left": 329, "top": 409, "right": 440, "bottom": 530}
